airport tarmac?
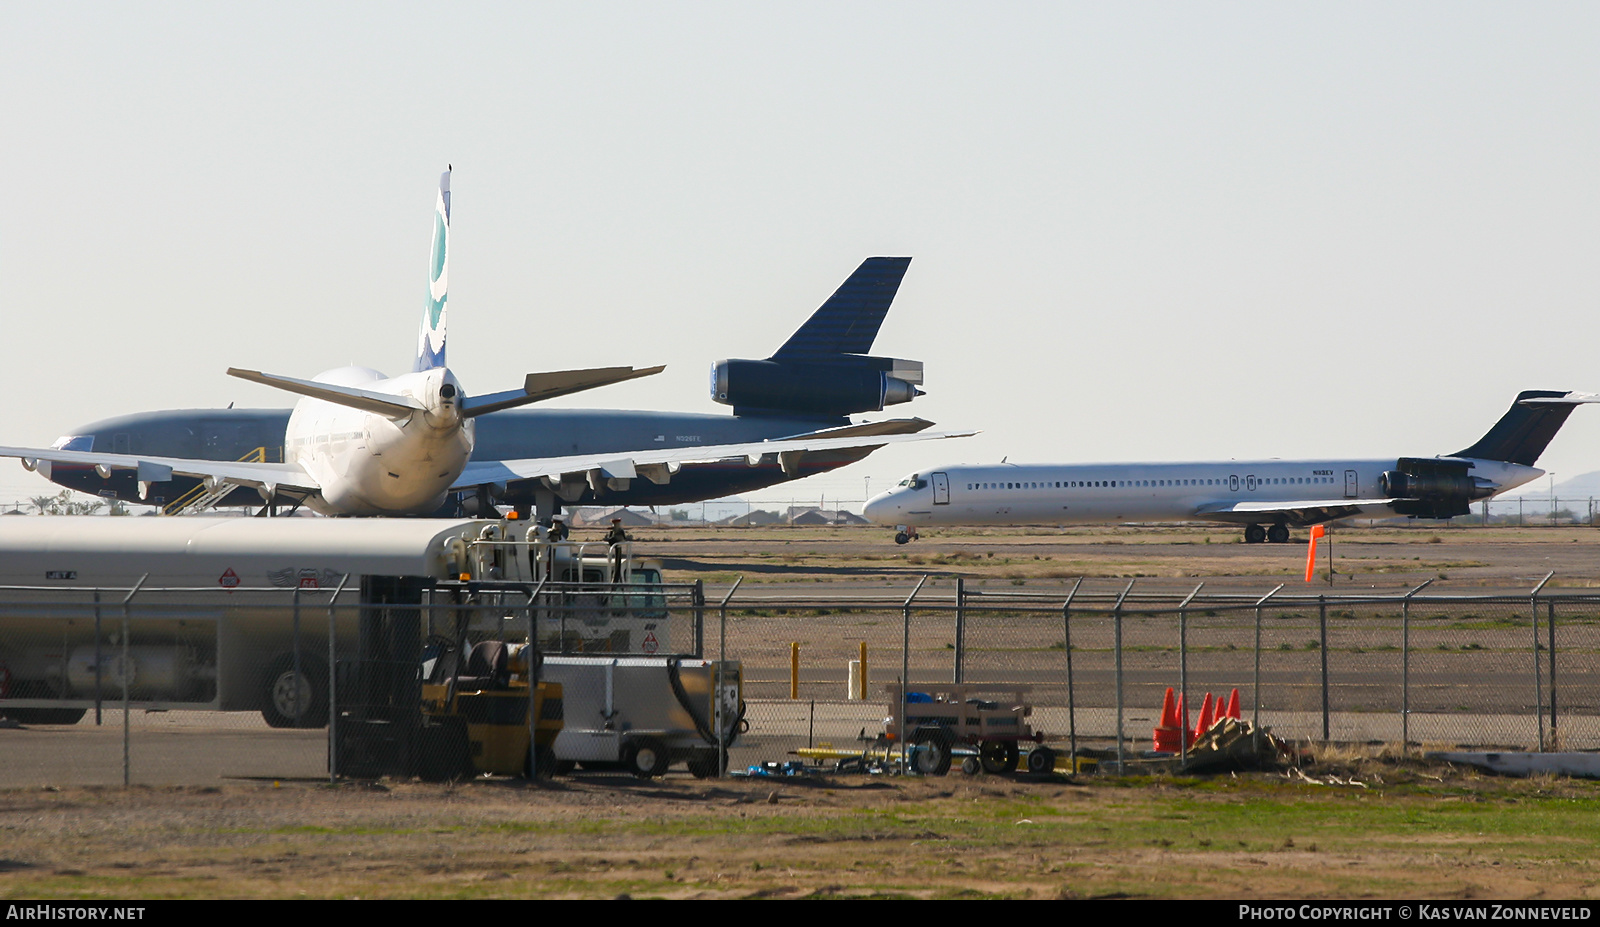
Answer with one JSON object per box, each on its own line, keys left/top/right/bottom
{"left": 627, "top": 523, "right": 1600, "bottom": 595}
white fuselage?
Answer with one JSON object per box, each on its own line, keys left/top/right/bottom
{"left": 286, "top": 366, "right": 473, "bottom": 516}
{"left": 862, "top": 457, "right": 1544, "bottom": 527}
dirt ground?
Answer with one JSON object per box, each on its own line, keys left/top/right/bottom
{"left": 8, "top": 526, "right": 1600, "bottom": 900}
{"left": 5, "top": 754, "right": 1600, "bottom": 900}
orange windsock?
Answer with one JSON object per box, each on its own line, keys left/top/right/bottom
{"left": 1304, "top": 524, "right": 1326, "bottom": 583}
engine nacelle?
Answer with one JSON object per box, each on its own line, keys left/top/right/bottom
{"left": 711, "top": 356, "right": 924, "bottom": 417}
{"left": 1379, "top": 458, "right": 1491, "bottom": 520}
{"left": 1379, "top": 469, "right": 1476, "bottom": 499}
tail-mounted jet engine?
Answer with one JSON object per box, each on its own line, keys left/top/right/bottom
{"left": 1379, "top": 457, "right": 1496, "bottom": 519}
{"left": 710, "top": 356, "right": 924, "bottom": 418}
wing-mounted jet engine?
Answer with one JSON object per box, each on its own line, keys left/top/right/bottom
{"left": 710, "top": 256, "right": 925, "bottom": 420}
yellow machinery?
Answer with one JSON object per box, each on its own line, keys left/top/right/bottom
{"left": 418, "top": 640, "right": 564, "bottom": 779}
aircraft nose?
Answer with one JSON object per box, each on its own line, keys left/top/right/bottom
{"left": 863, "top": 492, "right": 895, "bottom": 524}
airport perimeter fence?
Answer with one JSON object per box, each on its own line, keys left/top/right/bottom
{"left": 6, "top": 577, "right": 1600, "bottom": 785}
{"left": 708, "top": 577, "right": 1600, "bottom": 771}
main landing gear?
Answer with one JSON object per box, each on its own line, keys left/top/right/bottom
{"left": 1244, "top": 524, "right": 1292, "bottom": 544}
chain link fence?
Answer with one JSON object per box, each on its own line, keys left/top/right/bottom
{"left": 7, "top": 577, "right": 1600, "bottom": 784}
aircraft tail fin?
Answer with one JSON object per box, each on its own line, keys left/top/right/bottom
{"left": 1451, "top": 390, "right": 1600, "bottom": 465}
{"left": 771, "top": 257, "right": 911, "bottom": 359}
{"left": 414, "top": 169, "right": 451, "bottom": 372}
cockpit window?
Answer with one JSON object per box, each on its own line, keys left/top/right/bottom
{"left": 51, "top": 435, "right": 93, "bottom": 451}
{"left": 896, "top": 475, "right": 929, "bottom": 490}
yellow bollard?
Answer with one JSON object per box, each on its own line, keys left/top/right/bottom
{"left": 790, "top": 642, "right": 799, "bottom": 700}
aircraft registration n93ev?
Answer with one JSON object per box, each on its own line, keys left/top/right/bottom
{"left": 864, "top": 390, "right": 1597, "bottom": 544}
{"left": 5, "top": 170, "right": 971, "bottom": 516}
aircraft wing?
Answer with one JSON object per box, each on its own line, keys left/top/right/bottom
{"left": 1191, "top": 498, "right": 1398, "bottom": 527}
{"left": 0, "top": 445, "right": 318, "bottom": 494}
{"left": 770, "top": 418, "right": 934, "bottom": 441}
{"left": 451, "top": 429, "right": 977, "bottom": 491}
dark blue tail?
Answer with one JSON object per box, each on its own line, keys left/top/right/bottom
{"left": 772, "top": 257, "right": 911, "bottom": 359}
{"left": 1452, "top": 390, "right": 1577, "bottom": 466}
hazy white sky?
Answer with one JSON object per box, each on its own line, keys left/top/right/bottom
{"left": 5, "top": 2, "right": 1599, "bottom": 507}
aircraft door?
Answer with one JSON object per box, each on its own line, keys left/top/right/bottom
{"left": 1344, "top": 469, "right": 1358, "bottom": 498}
{"left": 1229, "top": 475, "right": 1240, "bottom": 492}
{"left": 932, "top": 471, "right": 950, "bottom": 505}
{"left": 1246, "top": 475, "right": 1258, "bottom": 491}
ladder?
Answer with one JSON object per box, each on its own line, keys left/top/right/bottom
{"left": 161, "top": 447, "right": 274, "bottom": 515}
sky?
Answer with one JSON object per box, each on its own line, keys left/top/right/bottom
{"left": 5, "top": 2, "right": 1599, "bottom": 510}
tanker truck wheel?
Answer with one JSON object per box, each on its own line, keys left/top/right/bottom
{"left": 261, "top": 656, "right": 328, "bottom": 728}
{"left": 624, "top": 737, "right": 670, "bottom": 779}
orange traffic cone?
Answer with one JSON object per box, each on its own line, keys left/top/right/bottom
{"left": 1192, "top": 691, "right": 1215, "bottom": 740}
{"left": 1153, "top": 687, "right": 1180, "bottom": 753}
{"left": 1224, "top": 688, "right": 1241, "bottom": 720}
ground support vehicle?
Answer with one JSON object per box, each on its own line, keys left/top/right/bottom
{"left": 541, "top": 656, "right": 743, "bottom": 778}
{"left": 884, "top": 683, "right": 1052, "bottom": 775}
{"left": 418, "top": 641, "right": 564, "bottom": 779}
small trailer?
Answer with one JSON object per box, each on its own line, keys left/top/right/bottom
{"left": 884, "top": 683, "right": 1055, "bottom": 775}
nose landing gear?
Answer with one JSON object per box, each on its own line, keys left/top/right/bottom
{"left": 893, "top": 526, "right": 920, "bottom": 545}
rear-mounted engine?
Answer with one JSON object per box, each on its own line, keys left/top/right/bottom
{"left": 1379, "top": 457, "right": 1493, "bottom": 519}
{"left": 710, "top": 355, "right": 924, "bottom": 418}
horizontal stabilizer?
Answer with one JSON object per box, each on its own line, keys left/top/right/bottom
{"left": 460, "top": 365, "right": 666, "bottom": 419}
{"left": 227, "top": 369, "right": 427, "bottom": 418}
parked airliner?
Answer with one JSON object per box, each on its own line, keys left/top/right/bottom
{"left": 5, "top": 171, "right": 969, "bottom": 516}
{"left": 38, "top": 255, "right": 937, "bottom": 517}
{"left": 863, "top": 391, "right": 1597, "bottom": 544}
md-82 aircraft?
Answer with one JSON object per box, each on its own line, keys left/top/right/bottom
{"left": 5, "top": 171, "right": 968, "bottom": 517}
{"left": 864, "top": 390, "right": 1597, "bottom": 544}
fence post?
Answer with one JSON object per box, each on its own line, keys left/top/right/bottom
{"left": 326, "top": 574, "right": 351, "bottom": 784}
{"left": 1252, "top": 585, "right": 1283, "bottom": 731}
{"left": 1177, "top": 583, "right": 1203, "bottom": 769}
{"left": 524, "top": 580, "right": 545, "bottom": 784}
{"left": 1548, "top": 597, "right": 1558, "bottom": 750}
{"left": 900, "top": 576, "right": 929, "bottom": 774}
{"left": 92, "top": 590, "right": 103, "bottom": 726}
{"left": 693, "top": 579, "right": 706, "bottom": 656}
{"left": 291, "top": 587, "right": 302, "bottom": 726}
{"left": 1530, "top": 571, "right": 1552, "bottom": 751}
{"left": 954, "top": 577, "right": 965, "bottom": 684}
{"left": 1113, "top": 580, "right": 1135, "bottom": 773}
{"left": 1061, "top": 578, "right": 1083, "bottom": 768}
{"left": 717, "top": 577, "right": 741, "bottom": 778}
{"left": 1400, "top": 579, "right": 1434, "bottom": 753}
{"left": 1319, "top": 595, "right": 1329, "bottom": 742}
{"left": 120, "top": 575, "right": 148, "bottom": 788}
